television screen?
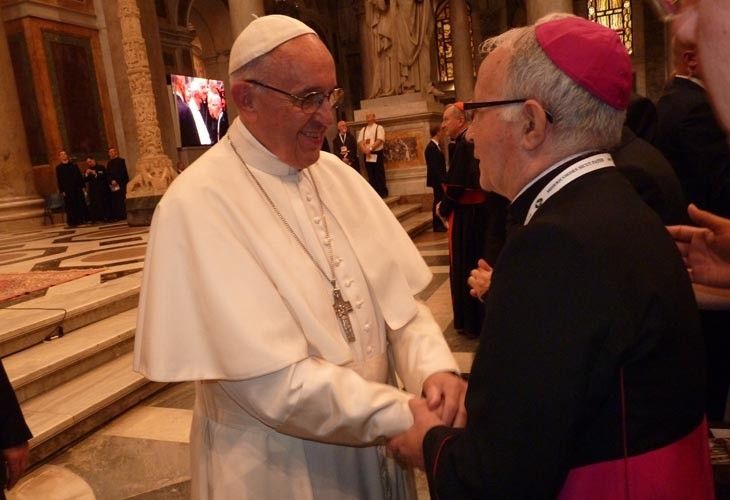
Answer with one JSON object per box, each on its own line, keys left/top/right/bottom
{"left": 169, "top": 74, "right": 229, "bottom": 147}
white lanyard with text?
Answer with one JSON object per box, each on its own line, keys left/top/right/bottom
{"left": 524, "top": 153, "right": 615, "bottom": 225}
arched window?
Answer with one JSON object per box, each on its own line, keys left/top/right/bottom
{"left": 435, "top": 1, "right": 474, "bottom": 83}
{"left": 587, "top": 0, "right": 633, "bottom": 54}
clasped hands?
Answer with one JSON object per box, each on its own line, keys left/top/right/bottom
{"left": 387, "top": 371, "right": 467, "bottom": 469}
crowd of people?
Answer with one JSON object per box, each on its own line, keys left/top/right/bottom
{"left": 54, "top": 147, "right": 129, "bottom": 227}
{"left": 5, "top": 2, "right": 730, "bottom": 498}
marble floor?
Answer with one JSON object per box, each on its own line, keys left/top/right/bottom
{"left": 2, "top": 222, "right": 476, "bottom": 499}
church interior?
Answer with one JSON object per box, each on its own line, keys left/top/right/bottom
{"left": 1, "top": 0, "right": 729, "bottom": 498}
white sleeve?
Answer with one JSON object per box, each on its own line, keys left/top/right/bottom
{"left": 387, "top": 300, "right": 459, "bottom": 395}
{"left": 218, "top": 357, "right": 414, "bottom": 446}
{"left": 379, "top": 125, "right": 386, "bottom": 141}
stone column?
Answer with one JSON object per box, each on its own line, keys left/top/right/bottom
{"left": 0, "top": 16, "right": 43, "bottom": 229}
{"left": 525, "top": 0, "right": 573, "bottom": 23}
{"left": 229, "top": 0, "right": 265, "bottom": 39}
{"left": 118, "top": 0, "right": 178, "bottom": 225}
{"left": 450, "top": 0, "right": 475, "bottom": 101}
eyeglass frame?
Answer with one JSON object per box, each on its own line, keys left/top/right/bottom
{"left": 463, "top": 98, "right": 554, "bottom": 123}
{"left": 244, "top": 79, "right": 344, "bottom": 113}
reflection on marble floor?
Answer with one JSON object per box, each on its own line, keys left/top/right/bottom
{"left": 3, "top": 224, "right": 475, "bottom": 500}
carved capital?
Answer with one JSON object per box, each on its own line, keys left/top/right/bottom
{"left": 127, "top": 154, "right": 177, "bottom": 197}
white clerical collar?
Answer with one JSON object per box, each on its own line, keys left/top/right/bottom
{"left": 228, "top": 117, "right": 300, "bottom": 177}
{"left": 512, "top": 151, "right": 591, "bottom": 202}
{"left": 430, "top": 138, "right": 439, "bottom": 146}
{"left": 675, "top": 74, "right": 705, "bottom": 89}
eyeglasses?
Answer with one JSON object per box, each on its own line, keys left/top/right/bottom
{"left": 245, "top": 80, "right": 344, "bottom": 113}
{"left": 464, "top": 98, "right": 554, "bottom": 123}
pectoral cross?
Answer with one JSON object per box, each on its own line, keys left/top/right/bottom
{"left": 332, "top": 286, "right": 355, "bottom": 342}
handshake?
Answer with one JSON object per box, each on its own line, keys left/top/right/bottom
{"left": 387, "top": 371, "right": 467, "bottom": 469}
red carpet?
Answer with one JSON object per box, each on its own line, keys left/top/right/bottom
{"left": 0, "top": 269, "right": 104, "bottom": 303}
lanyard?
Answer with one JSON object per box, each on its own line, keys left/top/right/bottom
{"left": 524, "top": 153, "right": 615, "bottom": 225}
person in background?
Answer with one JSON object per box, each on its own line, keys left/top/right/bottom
{"left": 1, "top": 361, "right": 31, "bottom": 500}
{"left": 332, "top": 120, "right": 359, "bottom": 172}
{"left": 55, "top": 150, "right": 87, "bottom": 227}
{"left": 425, "top": 124, "right": 447, "bottom": 232}
{"left": 106, "top": 147, "right": 129, "bottom": 221}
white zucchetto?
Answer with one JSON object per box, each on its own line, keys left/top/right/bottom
{"left": 228, "top": 15, "right": 316, "bottom": 76}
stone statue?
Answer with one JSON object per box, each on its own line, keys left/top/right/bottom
{"left": 364, "top": 0, "right": 433, "bottom": 98}
{"left": 395, "top": 0, "right": 433, "bottom": 93}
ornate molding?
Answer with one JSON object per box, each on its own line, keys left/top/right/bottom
{"left": 117, "top": 0, "right": 177, "bottom": 197}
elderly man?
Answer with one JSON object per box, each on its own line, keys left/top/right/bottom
{"left": 389, "top": 16, "right": 713, "bottom": 498}
{"left": 134, "top": 15, "right": 464, "bottom": 500}
{"left": 332, "top": 120, "right": 359, "bottom": 171}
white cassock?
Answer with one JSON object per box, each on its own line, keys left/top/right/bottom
{"left": 134, "top": 118, "right": 458, "bottom": 499}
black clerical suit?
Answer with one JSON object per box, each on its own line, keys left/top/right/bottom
{"left": 656, "top": 76, "right": 730, "bottom": 217}
{"left": 612, "top": 126, "right": 688, "bottom": 225}
{"left": 333, "top": 132, "right": 360, "bottom": 172}
{"left": 424, "top": 154, "right": 712, "bottom": 499}
{"left": 425, "top": 138, "right": 447, "bottom": 232}
{"left": 85, "top": 164, "right": 112, "bottom": 222}
{"left": 657, "top": 76, "right": 730, "bottom": 421}
{"left": 55, "top": 161, "right": 87, "bottom": 226}
{"left": 438, "top": 130, "right": 507, "bottom": 336}
{"left": 208, "top": 113, "right": 229, "bottom": 144}
{"left": 106, "top": 156, "right": 129, "bottom": 221}
{"left": 1, "top": 361, "right": 32, "bottom": 500}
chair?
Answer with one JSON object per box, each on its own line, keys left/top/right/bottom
{"left": 43, "top": 193, "right": 65, "bottom": 225}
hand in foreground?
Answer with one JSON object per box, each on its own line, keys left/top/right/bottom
{"left": 3, "top": 441, "right": 29, "bottom": 490}
{"left": 387, "top": 398, "right": 442, "bottom": 469}
{"left": 468, "top": 259, "right": 493, "bottom": 301}
{"left": 422, "top": 371, "right": 467, "bottom": 427}
{"left": 667, "top": 204, "right": 730, "bottom": 287}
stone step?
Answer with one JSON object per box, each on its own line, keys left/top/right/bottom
{"left": 0, "top": 272, "right": 141, "bottom": 357}
{"left": 391, "top": 203, "right": 422, "bottom": 222}
{"left": 401, "top": 211, "right": 434, "bottom": 238}
{"left": 4, "top": 308, "right": 138, "bottom": 403}
{"left": 21, "top": 351, "right": 167, "bottom": 465}
{"left": 383, "top": 195, "right": 401, "bottom": 208}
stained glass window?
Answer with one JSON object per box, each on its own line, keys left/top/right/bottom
{"left": 587, "top": 0, "right": 633, "bottom": 54}
{"left": 435, "top": 1, "right": 475, "bottom": 83}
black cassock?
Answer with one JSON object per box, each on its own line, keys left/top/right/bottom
{"left": 0, "top": 361, "right": 32, "bottom": 497}
{"left": 424, "top": 156, "right": 711, "bottom": 499}
{"left": 55, "top": 161, "right": 87, "bottom": 226}
{"left": 107, "top": 157, "right": 129, "bottom": 220}
{"left": 438, "top": 130, "right": 507, "bottom": 336}
{"left": 85, "top": 165, "right": 112, "bottom": 222}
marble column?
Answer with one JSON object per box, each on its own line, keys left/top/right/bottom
{"left": 0, "top": 15, "right": 43, "bottom": 229}
{"left": 229, "top": 0, "right": 265, "bottom": 39}
{"left": 525, "top": 0, "right": 573, "bottom": 23}
{"left": 450, "top": 0, "right": 475, "bottom": 101}
{"left": 118, "top": 0, "right": 177, "bottom": 224}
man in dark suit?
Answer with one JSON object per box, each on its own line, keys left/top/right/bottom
{"left": 332, "top": 120, "right": 359, "bottom": 172}
{"left": 656, "top": 37, "right": 730, "bottom": 422}
{"left": 172, "top": 75, "right": 201, "bottom": 147}
{"left": 1, "top": 361, "right": 31, "bottom": 499}
{"left": 389, "top": 17, "right": 713, "bottom": 499}
{"left": 655, "top": 38, "right": 730, "bottom": 218}
{"left": 425, "top": 124, "right": 447, "bottom": 232}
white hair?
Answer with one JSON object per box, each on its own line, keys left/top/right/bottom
{"left": 480, "top": 25, "right": 625, "bottom": 154}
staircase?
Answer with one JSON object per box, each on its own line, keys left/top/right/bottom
{"left": 0, "top": 198, "right": 432, "bottom": 466}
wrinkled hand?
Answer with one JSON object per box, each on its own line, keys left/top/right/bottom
{"left": 667, "top": 204, "right": 730, "bottom": 288}
{"left": 435, "top": 202, "right": 449, "bottom": 229}
{"left": 387, "top": 398, "right": 442, "bottom": 469}
{"left": 422, "top": 372, "right": 467, "bottom": 427}
{"left": 468, "top": 259, "right": 493, "bottom": 301}
{"left": 3, "top": 441, "right": 29, "bottom": 490}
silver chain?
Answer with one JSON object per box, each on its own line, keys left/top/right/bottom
{"left": 227, "top": 136, "right": 338, "bottom": 288}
